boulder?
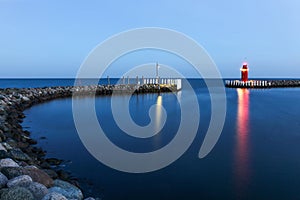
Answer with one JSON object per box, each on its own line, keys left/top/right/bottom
{"left": 48, "top": 179, "right": 83, "bottom": 200}
{"left": 1, "top": 167, "right": 24, "bottom": 178}
{"left": 24, "top": 168, "right": 53, "bottom": 187}
{"left": 0, "top": 107, "right": 6, "bottom": 115}
{"left": 1, "top": 142, "right": 13, "bottom": 150}
{"left": 42, "top": 192, "right": 67, "bottom": 200}
{"left": 45, "top": 158, "right": 63, "bottom": 165}
{"left": 0, "top": 150, "right": 10, "bottom": 159}
{"left": 9, "top": 149, "right": 31, "bottom": 161}
{"left": 26, "top": 182, "right": 48, "bottom": 200}
{"left": 1, "top": 167, "right": 53, "bottom": 187}
{"left": 7, "top": 175, "right": 32, "bottom": 188}
{"left": 16, "top": 142, "right": 30, "bottom": 149}
{"left": 0, "top": 186, "right": 34, "bottom": 200}
{"left": 0, "top": 172, "right": 8, "bottom": 188}
{"left": 43, "top": 169, "right": 58, "bottom": 179}
{"left": 22, "top": 97, "right": 30, "bottom": 102}
{"left": 57, "top": 170, "right": 71, "bottom": 180}
{"left": 24, "top": 165, "right": 38, "bottom": 169}
{"left": 0, "top": 158, "right": 19, "bottom": 167}
{"left": 0, "top": 95, "right": 6, "bottom": 100}
{"left": 0, "top": 143, "right": 7, "bottom": 151}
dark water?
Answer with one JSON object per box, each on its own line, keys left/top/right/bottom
{"left": 5, "top": 79, "right": 299, "bottom": 199}
{"left": 0, "top": 78, "right": 122, "bottom": 89}
{"left": 0, "top": 79, "right": 75, "bottom": 88}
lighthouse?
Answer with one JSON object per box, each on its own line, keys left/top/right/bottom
{"left": 241, "top": 62, "right": 249, "bottom": 82}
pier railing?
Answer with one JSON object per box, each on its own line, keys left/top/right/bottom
{"left": 225, "top": 80, "right": 271, "bottom": 88}
{"left": 116, "top": 76, "right": 182, "bottom": 90}
{"left": 225, "top": 80, "right": 300, "bottom": 88}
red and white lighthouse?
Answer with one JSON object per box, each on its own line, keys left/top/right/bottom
{"left": 241, "top": 62, "right": 249, "bottom": 82}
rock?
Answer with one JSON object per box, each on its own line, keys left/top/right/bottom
{"left": 0, "top": 167, "right": 23, "bottom": 178}
{"left": 0, "top": 107, "right": 5, "bottom": 115}
{"left": 0, "top": 150, "right": 10, "bottom": 159}
{"left": 40, "top": 161, "right": 51, "bottom": 169}
{"left": 45, "top": 158, "right": 63, "bottom": 165}
{"left": 48, "top": 187, "right": 76, "bottom": 199}
{"left": 27, "top": 138, "right": 37, "bottom": 145}
{"left": 16, "top": 142, "right": 29, "bottom": 149}
{"left": 7, "top": 175, "right": 33, "bottom": 188}
{"left": 57, "top": 170, "right": 71, "bottom": 180}
{"left": 43, "top": 169, "right": 58, "bottom": 179}
{"left": 0, "top": 158, "right": 19, "bottom": 167}
{"left": 24, "top": 168, "right": 53, "bottom": 187}
{"left": 0, "top": 143, "right": 7, "bottom": 151}
{"left": 0, "top": 186, "right": 34, "bottom": 200}
{"left": 22, "top": 97, "right": 30, "bottom": 102}
{"left": 18, "top": 161, "right": 29, "bottom": 167}
{"left": 0, "top": 95, "right": 6, "bottom": 100}
{"left": 42, "top": 192, "right": 67, "bottom": 200}
{"left": 30, "top": 146, "right": 46, "bottom": 156}
{"left": 0, "top": 172, "right": 8, "bottom": 188}
{"left": 1, "top": 167, "right": 53, "bottom": 187}
{"left": 24, "top": 165, "right": 38, "bottom": 169}
{"left": 0, "top": 131, "right": 6, "bottom": 142}
{"left": 9, "top": 149, "right": 31, "bottom": 161}
{"left": 26, "top": 182, "right": 48, "bottom": 200}
{"left": 1, "top": 142, "right": 13, "bottom": 150}
{"left": 49, "top": 179, "right": 83, "bottom": 200}
{"left": 6, "top": 139, "right": 17, "bottom": 148}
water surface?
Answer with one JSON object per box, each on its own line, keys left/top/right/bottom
{"left": 18, "top": 79, "right": 300, "bottom": 199}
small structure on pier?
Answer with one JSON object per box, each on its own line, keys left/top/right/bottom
{"left": 241, "top": 62, "right": 249, "bottom": 82}
{"left": 110, "top": 62, "right": 182, "bottom": 92}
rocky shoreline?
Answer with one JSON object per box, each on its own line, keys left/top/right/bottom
{"left": 0, "top": 84, "right": 175, "bottom": 200}
{"left": 268, "top": 79, "right": 300, "bottom": 87}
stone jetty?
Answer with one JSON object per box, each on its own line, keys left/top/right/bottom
{"left": 225, "top": 79, "right": 300, "bottom": 88}
{"left": 0, "top": 83, "right": 178, "bottom": 200}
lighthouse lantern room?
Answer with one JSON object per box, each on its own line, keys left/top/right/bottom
{"left": 241, "top": 62, "right": 249, "bottom": 82}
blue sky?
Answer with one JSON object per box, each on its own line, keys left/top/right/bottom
{"left": 0, "top": 0, "right": 299, "bottom": 78}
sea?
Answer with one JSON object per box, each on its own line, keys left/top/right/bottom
{"left": 1, "top": 78, "right": 300, "bottom": 200}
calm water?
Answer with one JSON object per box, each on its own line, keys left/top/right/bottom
{"left": 0, "top": 78, "right": 135, "bottom": 88}
{"left": 3, "top": 79, "right": 300, "bottom": 199}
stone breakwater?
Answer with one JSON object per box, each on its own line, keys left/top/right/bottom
{"left": 268, "top": 80, "right": 300, "bottom": 87}
{"left": 0, "top": 84, "right": 176, "bottom": 200}
{"left": 225, "top": 79, "right": 300, "bottom": 88}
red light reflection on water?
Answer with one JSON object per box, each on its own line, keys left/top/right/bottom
{"left": 235, "top": 88, "right": 250, "bottom": 197}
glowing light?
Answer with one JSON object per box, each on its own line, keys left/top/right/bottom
{"left": 156, "top": 95, "right": 162, "bottom": 106}
{"left": 153, "top": 95, "right": 163, "bottom": 148}
{"left": 240, "top": 68, "right": 249, "bottom": 72}
{"left": 235, "top": 88, "right": 250, "bottom": 196}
